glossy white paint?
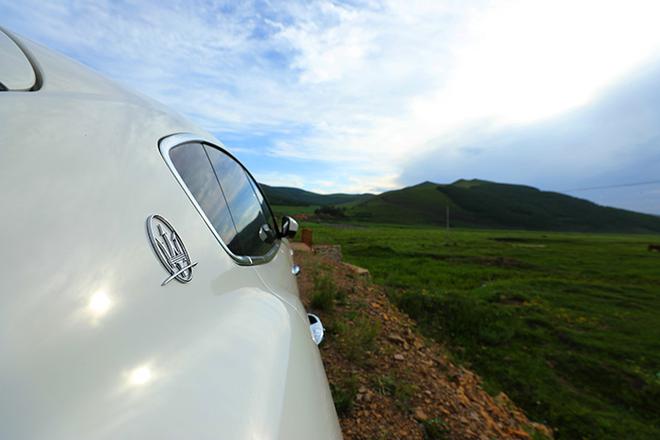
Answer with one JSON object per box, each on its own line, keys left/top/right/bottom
{"left": 0, "top": 30, "right": 341, "bottom": 439}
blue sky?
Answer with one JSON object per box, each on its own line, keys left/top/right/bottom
{"left": 3, "top": 0, "right": 660, "bottom": 214}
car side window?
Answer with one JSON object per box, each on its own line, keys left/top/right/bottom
{"left": 203, "top": 145, "right": 276, "bottom": 258}
{"left": 248, "top": 177, "right": 277, "bottom": 234}
{"left": 167, "top": 141, "right": 278, "bottom": 262}
{"left": 169, "top": 143, "right": 239, "bottom": 247}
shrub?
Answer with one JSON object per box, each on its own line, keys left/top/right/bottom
{"left": 336, "top": 315, "right": 380, "bottom": 363}
{"left": 373, "top": 374, "right": 416, "bottom": 412}
{"left": 311, "top": 274, "right": 337, "bottom": 312}
{"left": 311, "top": 289, "right": 335, "bottom": 312}
{"left": 334, "top": 285, "right": 348, "bottom": 305}
{"left": 314, "top": 205, "right": 347, "bottom": 219}
{"left": 330, "top": 375, "right": 359, "bottom": 417}
{"left": 421, "top": 417, "right": 449, "bottom": 440}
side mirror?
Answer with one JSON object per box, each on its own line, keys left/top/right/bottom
{"left": 308, "top": 313, "right": 324, "bottom": 345}
{"left": 279, "top": 216, "right": 299, "bottom": 239}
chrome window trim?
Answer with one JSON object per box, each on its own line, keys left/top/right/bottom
{"left": 159, "top": 132, "right": 280, "bottom": 266}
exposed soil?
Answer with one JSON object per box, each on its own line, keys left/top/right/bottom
{"left": 295, "top": 248, "right": 553, "bottom": 440}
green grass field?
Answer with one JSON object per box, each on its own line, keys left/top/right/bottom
{"left": 303, "top": 222, "right": 660, "bottom": 439}
{"left": 271, "top": 204, "right": 319, "bottom": 218}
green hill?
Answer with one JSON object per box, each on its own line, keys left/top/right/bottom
{"left": 259, "top": 183, "right": 373, "bottom": 207}
{"left": 261, "top": 179, "right": 660, "bottom": 232}
{"left": 348, "top": 179, "right": 660, "bottom": 233}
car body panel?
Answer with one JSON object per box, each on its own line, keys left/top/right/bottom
{"left": 253, "top": 240, "right": 307, "bottom": 318}
{"left": 0, "top": 34, "right": 341, "bottom": 439}
{"left": 0, "top": 29, "right": 35, "bottom": 90}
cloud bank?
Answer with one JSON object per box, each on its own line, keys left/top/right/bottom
{"left": 3, "top": 0, "right": 660, "bottom": 212}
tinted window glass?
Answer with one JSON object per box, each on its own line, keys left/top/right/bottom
{"left": 169, "top": 143, "right": 238, "bottom": 247}
{"left": 249, "top": 178, "right": 277, "bottom": 233}
{"left": 203, "top": 145, "right": 275, "bottom": 257}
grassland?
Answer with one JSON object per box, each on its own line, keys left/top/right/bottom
{"left": 271, "top": 204, "right": 319, "bottom": 218}
{"left": 301, "top": 222, "right": 660, "bottom": 439}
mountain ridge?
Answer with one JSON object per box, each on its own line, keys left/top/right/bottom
{"left": 259, "top": 183, "right": 374, "bottom": 207}
{"left": 260, "top": 179, "right": 660, "bottom": 233}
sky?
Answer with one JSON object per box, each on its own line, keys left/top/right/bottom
{"left": 3, "top": 0, "right": 660, "bottom": 214}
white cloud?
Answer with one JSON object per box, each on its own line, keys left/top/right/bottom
{"left": 254, "top": 171, "right": 307, "bottom": 189}
{"left": 3, "top": 0, "right": 660, "bottom": 196}
{"left": 254, "top": 0, "right": 660, "bottom": 182}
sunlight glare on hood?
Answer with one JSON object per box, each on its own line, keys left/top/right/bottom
{"left": 128, "top": 365, "right": 153, "bottom": 387}
{"left": 87, "top": 290, "right": 112, "bottom": 318}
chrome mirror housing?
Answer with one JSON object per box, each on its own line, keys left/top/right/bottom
{"left": 280, "top": 216, "right": 299, "bottom": 238}
{"left": 308, "top": 313, "right": 324, "bottom": 345}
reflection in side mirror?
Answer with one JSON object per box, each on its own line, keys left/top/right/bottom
{"left": 308, "top": 313, "right": 324, "bottom": 345}
{"left": 280, "top": 216, "right": 299, "bottom": 239}
{"left": 258, "top": 223, "right": 276, "bottom": 243}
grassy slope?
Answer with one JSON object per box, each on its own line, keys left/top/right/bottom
{"left": 348, "top": 181, "right": 463, "bottom": 224}
{"left": 270, "top": 204, "right": 319, "bottom": 219}
{"left": 260, "top": 183, "right": 373, "bottom": 207}
{"left": 263, "top": 179, "right": 660, "bottom": 233}
{"left": 349, "top": 180, "right": 660, "bottom": 233}
{"left": 304, "top": 223, "right": 660, "bottom": 439}
{"left": 439, "top": 180, "right": 660, "bottom": 232}
{"left": 296, "top": 251, "right": 553, "bottom": 439}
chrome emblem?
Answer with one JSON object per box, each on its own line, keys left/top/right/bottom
{"left": 146, "top": 215, "right": 197, "bottom": 286}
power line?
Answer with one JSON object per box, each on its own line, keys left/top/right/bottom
{"left": 562, "top": 180, "right": 660, "bottom": 193}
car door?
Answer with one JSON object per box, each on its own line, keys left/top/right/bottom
{"left": 159, "top": 133, "right": 341, "bottom": 438}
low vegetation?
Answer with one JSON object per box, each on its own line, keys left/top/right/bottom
{"left": 304, "top": 223, "right": 660, "bottom": 440}
{"left": 266, "top": 178, "right": 660, "bottom": 232}
{"left": 296, "top": 250, "right": 551, "bottom": 439}
{"left": 330, "top": 374, "right": 360, "bottom": 417}
{"left": 314, "top": 205, "right": 347, "bottom": 219}
{"left": 373, "top": 374, "right": 417, "bottom": 412}
{"left": 421, "top": 417, "right": 450, "bottom": 440}
{"left": 334, "top": 314, "right": 381, "bottom": 364}
{"left": 260, "top": 183, "right": 372, "bottom": 207}
{"left": 310, "top": 273, "right": 338, "bottom": 312}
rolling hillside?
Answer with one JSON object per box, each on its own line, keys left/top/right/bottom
{"left": 259, "top": 183, "right": 373, "bottom": 206}
{"left": 263, "top": 179, "right": 660, "bottom": 233}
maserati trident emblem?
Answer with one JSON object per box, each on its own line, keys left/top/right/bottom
{"left": 146, "top": 215, "right": 197, "bottom": 286}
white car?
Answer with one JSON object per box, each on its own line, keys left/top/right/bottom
{"left": 0, "top": 27, "right": 341, "bottom": 439}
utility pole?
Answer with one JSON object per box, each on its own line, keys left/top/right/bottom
{"left": 444, "top": 205, "right": 450, "bottom": 245}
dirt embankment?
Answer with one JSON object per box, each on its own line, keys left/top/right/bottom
{"left": 295, "top": 247, "right": 552, "bottom": 440}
